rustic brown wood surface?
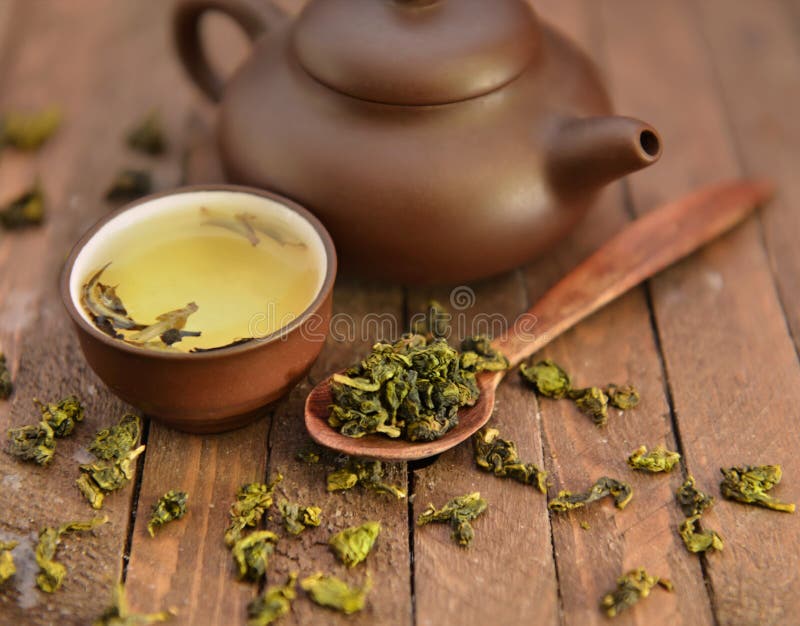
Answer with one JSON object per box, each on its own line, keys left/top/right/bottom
{"left": 1, "top": 1, "right": 798, "bottom": 625}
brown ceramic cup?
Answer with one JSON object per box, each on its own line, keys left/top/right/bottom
{"left": 60, "top": 185, "right": 336, "bottom": 433}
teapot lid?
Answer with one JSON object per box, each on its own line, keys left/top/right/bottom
{"left": 291, "top": 0, "right": 540, "bottom": 106}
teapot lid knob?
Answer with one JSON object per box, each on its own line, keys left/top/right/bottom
{"left": 291, "top": 0, "right": 541, "bottom": 106}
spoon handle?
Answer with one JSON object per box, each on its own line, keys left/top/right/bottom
{"left": 494, "top": 179, "right": 774, "bottom": 368}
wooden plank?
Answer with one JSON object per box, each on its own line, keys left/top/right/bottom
{"left": 599, "top": 1, "right": 800, "bottom": 624}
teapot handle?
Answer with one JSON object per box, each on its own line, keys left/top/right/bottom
{"left": 173, "top": 0, "right": 287, "bottom": 102}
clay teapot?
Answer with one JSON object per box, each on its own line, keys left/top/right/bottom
{"left": 173, "top": 0, "right": 662, "bottom": 284}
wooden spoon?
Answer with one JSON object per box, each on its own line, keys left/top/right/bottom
{"left": 305, "top": 180, "right": 774, "bottom": 461}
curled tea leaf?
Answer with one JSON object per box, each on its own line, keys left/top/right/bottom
{"left": 147, "top": 490, "right": 188, "bottom": 537}
{"left": 411, "top": 300, "right": 450, "bottom": 339}
{"left": 329, "top": 521, "right": 380, "bottom": 568}
{"left": 606, "top": 384, "right": 640, "bottom": 410}
{"left": 0, "top": 540, "right": 18, "bottom": 584}
{"left": 279, "top": 500, "right": 321, "bottom": 536}
{"left": 1, "top": 107, "right": 61, "bottom": 150}
{"left": 35, "top": 516, "right": 108, "bottom": 592}
{"left": 600, "top": 567, "right": 672, "bottom": 618}
{"left": 224, "top": 474, "right": 283, "bottom": 546}
{"left": 473, "top": 427, "right": 547, "bottom": 493}
{"left": 459, "top": 335, "right": 509, "bottom": 372}
{"left": 300, "top": 572, "right": 371, "bottom": 615}
{"left": 627, "top": 445, "right": 681, "bottom": 473}
{"left": 105, "top": 169, "right": 153, "bottom": 203}
{"left": 417, "top": 492, "right": 487, "bottom": 547}
{"left": 720, "top": 465, "right": 795, "bottom": 513}
{"left": 568, "top": 386, "right": 609, "bottom": 427}
{"left": 127, "top": 111, "right": 167, "bottom": 155}
{"left": 129, "top": 302, "right": 199, "bottom": 344}
{"left": 7, "top": 420, "right": 55, "bottom": 465}
{"left": 231, "top": 530, "right": 278, "bottom": 583}
{"left": 679, "top": 515, "right": 723, "bottom": 554}
{"left": 519, "top": 359, "right": 571, "bottom": 399}
{"left": 295, "top": 450, "right": 320, "bottom": 464}
{"left": 35, "top": 395, "right": 84, "bottom": 438}
{"left": 0, "top": 184, "right": 44, "bottom": 230}
{"left": 92, "top": 582, "right": 173, "bottom": 625}
{"left": 201, "top": 207, "right": 259, "bottom": 245}
{"left": 0, "top": 353, "right": 12, "bottom": 399}
{"left": 247, "top": 573, "right": 297, "bottom": 626}
{"left": 81, "top": 264, "right": 144, "bottom": 338}
{"left": 89, "top": 413, "right": 141, "bottom": 460}
{"left": 548, "top": 477, "right": 633, "bottom": 512}
{"left": 676, "top": 475, "right": 714, "bottom": 517}
{"left": 326, "top": 458, "right": 406, "bottom": 499}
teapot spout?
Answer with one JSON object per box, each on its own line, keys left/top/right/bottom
{"left": 547, "top": 116, "right": 662, "bottom": 194}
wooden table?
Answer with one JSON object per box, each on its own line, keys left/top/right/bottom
{"left": 2, "top": 1, "right": 799, "bottom": 625}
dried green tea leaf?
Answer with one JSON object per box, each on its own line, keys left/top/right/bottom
{"left": 627, "top": 445, "right": 681, "bottom": 473}
{"left": 279, "top": 499, "right": 321, "bottom": 536}
{"left": 720, "top": 465, "right": 795, "bottom": 513}
{"left": 411, "top": 300, "right": 450, "bottom": 339}
{"left": 519, "top": 359, "right": 571, "bottom": 399}
{"left": 473, "top": 427, "right": 547, "bottom": 493}
{"left": 580, "top": 521, "right": 591, "bottom": 531}
{"left": 329, "top": 333, "right": 497, "bottom": 442}
{"left": 459, "top": 336, "right": 510, "bottom": 373}
{"left": 326, "top": 458, "right": 406, "bottom": 499}
{"left": 329, "top": 521, "right": 380, "bottom": 568}
{"left": 129, "top": 302, "right": 199, "bottom": 344}
{"left": 35, "top": 395, "right": 84, "bottom": 438}
{"left": 600, "top": 567, "right": 672, "bottom": 618}
{"left": 0, "top": 353, "right": 12, "bottom": 399}
{"left": 606, "top": 384, "right": 640, "bottom": 410}
{"left": 127, "top": 111, "right": 167, "bottom": 155}
{"left": 224, "top": 474, "right": 283, "bottom": 546}
{"left": 548, "top": 477, "right": 633, "bottom": 513}
{"left": 679, "top": 515, "right": 723, "bottom": 554}
{"left": 300, "top": 572, "right": 370, "bottom": 615}
{"left": 676, "top": 475, "right": 714, "bottom": 517}
{"left": 231, "top": 530, "right": 278, "bottom": 582}
{"left": 247, "top": 573, "right": 297, "bottom": 626}
{"left": 1, "top": 106, "right": 61, "bottom": 150}
{"left": 147, "top": 490, "right": 188, "bottom": 537}
{"left": 7, "top": 420, "right": 55, "bottom": 465}
{"left": 295, "top": 450, "right": 320, "bottom": 464}
{"left": 105, "top": 170, "right": 153, "bottom": 203}
{"left": 89, "top": 414, "right": 142, "bottom": 460}
{"left": 568, "top": 386, "right": 609, "bottom": 426}
{"left": 417, "top": 492, "right": 487, "bottom": 547}
{"left": 35, "top": 516, "right": 107, "bottom": 592}
{"left": 92, "top": 582, "right": 173, "bottom": 626}
{"left": 0, "top": 540, "right": 18, "bottom": 584}
{"left": 0, "top": 185, "right": 44, "bottom": 230}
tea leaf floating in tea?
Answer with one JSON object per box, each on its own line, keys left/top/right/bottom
{"left": 225, "top": 474, "right": 283, "bottom": 546}
{"left": 600, "top": 568, "right": 672, "bottom": 618}
{"left": 81, "top": 264, "right": 145, "bottom": 338}
{"left": 326, "top": 458, "right": 406, "bottom": 499}
{"left": 105, "top": 169, "right": 153, "bottom": 203}
{"left": 720, "top": 465, "right": 795, "bottom": 513}
{"left": 329, "top": 521, "right": 380, "bottom": 568}
{"left": 679, "top": 515, "right": 723, "bottom": 554}
{"left": 231, "top": 530, "right": 279, "bottom": 582}
{"left": 473, "top": 427, "right": 548, "bottom": 493}
{"left": 568, "top": 386, "right": 609, "bottom": 427}
{"left": 35, "top": 395, "right": 84, "bottom": 438}
{"left": 93, "top": 582, "right": 174, "bottom": 626}
{"left": 548, "top": 477, "right": 633, "bottom": 512}
{"left": 35, "top": 516, "right": 108, "bottom": 593}
{"left": 417, "top": 492, "right": 487, "bottom": 547}
{"left": 148, "top": 490, "right": 189, "bottom": 537}
{"left": 278, "top": 499, "right": 322, "bottom": 536}
{"left": 127, "top": 111, "right": 167, "bottom": 155}
{"left": 520, "top": 360, "right": 572, "bottom": 399}
{"left": 201, "top": 207, "right": 306, "bottom": 248}
{"left": 129, "top": 302, "right": 200, "bottom": 344}
{"left": 627, "top": 445, "right": 681, "bottom": 473}
{"left": 300, "top": 572, "right": 371, "bottom": 615}
{"left": 0, "top": 184, "right": 44, "bottom": 230}
{"left": 0, "top": 106, "right": 61, "bottom": 150}
{"left": 0, "top": 353, "right": 13, "bottom": 399}
{"left": 676, "top": 475, "right": 715, "bottom": 517}
{"left": 247, "top": 573, "right": 297, "bottom": 626}
{"left": 77, "top": 414, "right": 145, "bottom": 509}
{"left": 7, "top": 420, "right": 56, "bottom": 465}
{"left": 0, "top": 541, "right": 18, "bottom": 585}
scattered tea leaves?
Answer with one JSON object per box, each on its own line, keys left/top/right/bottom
{"left": 36, "top": 395, "right": 84, "bottom": 438}
{"left": 417, "top": 492, "right": 487, "bottom": 547}
{"left": 473, "top": 427, "right": 547, "bottom": 492}
{"left": 89, "top": 413, "right": 141, "bottom": 460}
{"left": 676, "top": 475, "right": 714, "bottom": 517}
{"left": 231, "top": 530, "right": 278, "bottom": 583}
{"left": 0, "top": 540, "right": 18, "bottom": 584}
{"left": 627, "top": 445, "right": 681, "bottom": 473}
{"left": 549, "top": 477, "right": 633, "bottom": 512}
{"left": 520, "top": 359, "right": 571, "bottom": 399}
{"left": 127, "top": 111, "right": 167, "bottom": 155}
{"left": 329, "top": 521, "right": 380, "bottom": 568}
{"left": 0, "top": 184, "right": 44, "bottom": 230}
{"left": 105, "top": 169, "right": 153, "bottom": 203}
{"left": 568, "top": 386, "right": 609, "bottom": 426}
{"left": 326, "top": 458, "right": 406, "bottom": 499}
{"left": 679, "top": 515, "right": 723, "bottom": 553}
{"left": 606, "top": 384, "right": 640, "bottom": 410}
{"left": 295, "top": 449, "right": 320, "bottom": 464}
{"left": 300, "top": 572, "right": 370, "bottom": 615}
{"left": 459, "top": 335, "right": 510, "bottom": 372}
{"left": 279, "top": 499, "right": 321, "bottom": 536}
{"left": 0, "top": 353, "right": 12, "bottom": 399}
{"left": 35, "top": 516, "right": 107, "bottom": 592}
{"left": 720, "top": 465, "right": 795, "bottom": 513}
{"left": 247, "top": 573, "right": 297, "bottom": 626}
{"left": 0, "top": 106, "right": 61, "bottom": 150}
{"left": 224, "top": 474, "right": 283, "bottom": 546}
{"left": 7, "top": 420, "right": 55, "bottom": 465}
{"left": 147, "top": 490, "right": 188, "bottom": 537}
{"left": 600, "top": 567, "right": 672, "bottom": 618}
{"left": 92, "top": 582, "right": 173, "bottom": 625}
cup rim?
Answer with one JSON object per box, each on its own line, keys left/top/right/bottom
{"left": 59, "top": 184, "right": 337, "bottom": 361}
